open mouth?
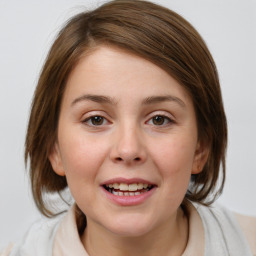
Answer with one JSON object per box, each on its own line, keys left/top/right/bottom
{"left": 103, "top": 183, "right": 155, "bottom": 196}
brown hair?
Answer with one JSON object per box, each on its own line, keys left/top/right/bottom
{"left": 25, "top": 0, "right": 227, "bottom": 217}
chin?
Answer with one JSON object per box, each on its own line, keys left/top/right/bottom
{"left": 104, "top": 215, "right": 154, "bottom": 238}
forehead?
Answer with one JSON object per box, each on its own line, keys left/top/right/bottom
{"left": 63, "top": 45, "right": 192, "bottom": 106}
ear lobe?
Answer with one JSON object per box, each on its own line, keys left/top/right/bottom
{"left": 191, "top": 140, "right": 210, "bottom": 174}
{"left": 48, "top": 143, "right": 65, "bottom": 176}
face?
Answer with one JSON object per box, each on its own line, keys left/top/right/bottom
{"left": 49, "top": 46, "right": 208, "bottom": 237}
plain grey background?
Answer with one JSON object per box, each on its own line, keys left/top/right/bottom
{"left": 0, "top": 0, "right": 255, "bottom": 247}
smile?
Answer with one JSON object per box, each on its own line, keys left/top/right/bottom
{"left": 103, "top": 183, "right": 153, "bottom": 196}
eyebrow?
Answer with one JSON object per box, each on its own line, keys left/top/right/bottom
{"left": 71, "top": 94, "right": 186, "bottom": 108}
{"left": 142, "top": 95, "right": 186, "bottom": 108}
{"left": 71, "top": 94, "right": 118, "bottom": 106}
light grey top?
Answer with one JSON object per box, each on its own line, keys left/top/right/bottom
{"left": 2, "top": 202, "right": 255, "bottom": 256}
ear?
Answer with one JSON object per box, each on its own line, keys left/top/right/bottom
{"left": 191, "top": 140, "right": 210, "bottom": 174}
{"left": 48, "top": 143, "right": 65, "bottom": 176}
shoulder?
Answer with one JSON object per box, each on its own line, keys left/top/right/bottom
{"left": 194, "top": 202, "right": 256, "bottom": 255}
{"left": 0, "top": 244, "right": 14, "bottom": 256}
{"left": 1, "top": 212, "right": 66, "bottom": 256}
{"left": 235, "top": 212, "right": 256, "bottom": 255}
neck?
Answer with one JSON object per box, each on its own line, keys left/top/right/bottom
{"left": 81, "top": 207, "right": 188, "bottom": 256}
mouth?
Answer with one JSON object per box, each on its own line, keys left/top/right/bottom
{"left": 103, "top": 182, "right": 155, "bottom": 196}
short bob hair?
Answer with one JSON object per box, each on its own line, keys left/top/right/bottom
{"left": 25, "top": 0, "right": 227, "bottom": 217}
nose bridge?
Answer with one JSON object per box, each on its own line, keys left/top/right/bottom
{"left": 111, "top": 119, "right": 146, "bottom": 164}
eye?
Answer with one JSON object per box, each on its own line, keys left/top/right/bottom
{"left": 83, "top": 116, "right": 107, "bottom": 126}
{"left": 147, "top": 115, "right": 173, "bottom": 126}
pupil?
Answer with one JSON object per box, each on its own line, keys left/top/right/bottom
{"left": 92, "top": 116, "right": 103, "bottom": 125}
{"left": 153, "top": 116, "right": 164, "bottom": 125}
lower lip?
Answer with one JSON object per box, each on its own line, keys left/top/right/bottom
{"left": 101, "top": 186, "right": 156, "bottom": 206}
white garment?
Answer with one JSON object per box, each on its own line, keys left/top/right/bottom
{"left": 196, "top": 204, "right": 253, "bottom": 255}
{"left": 2, "top": 202, "right": 255, "bottom": 256}
{"left": 7, "top": 216, "right": 61, "bottom": 256}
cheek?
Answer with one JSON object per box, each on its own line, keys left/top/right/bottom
{"left": 58, "top": 130, "right": 108, "bottom": 179}
{"left": 150, "top": 137, "right": 196, "bottom": 195}
{"left": 152, "top": 137, "right": 196, "bottom": 174}
{"left": 57, "top": 131, "right": 110, "bottom": 209}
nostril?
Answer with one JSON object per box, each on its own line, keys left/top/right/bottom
{"left": 115, "top": 157, "right": 141, "bottom": 162}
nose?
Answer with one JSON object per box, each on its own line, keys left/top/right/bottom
{"left": 110, "top": 124, "right": 147, "bottom": 165}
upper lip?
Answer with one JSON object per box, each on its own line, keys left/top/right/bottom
{"left": 101, "top": 177, "right": 156, "bottom": 186}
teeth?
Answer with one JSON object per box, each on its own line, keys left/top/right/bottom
{"left": 105, "top": 183, "right": 152, "bottom": 192}
{"left": 128, "top": 183, "right": 138, "bottom": 191}
{"left": 104, "top": 182, "right": 155, "bottom": 197}
{"left": 138, "top": 183, "right": 144, "bottom": 189}
{"left": 119, "top": 183, "right": 129, "bottom": 191}
{"left": 107, "top": 188, "right": 150, "bottom": 196}
{"left": 113, "top": 183, "right": 119, "bottom": 189}
{"left": 113, "top": 190, "right": 118, "bottom": 195}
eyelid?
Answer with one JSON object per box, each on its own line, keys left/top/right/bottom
{"left": 145, "top": 111, "right": 176, "bottom": 126}
{"left": 81, "top": 110, "right": 110, "bottom": 120}
{"left": 83, "top": 116, "right": 107, "bottom": 125}
{"left": 146, "top": 110, "right": 175, "bottom": 121}
{"left": 81, "top": 111, "right": 112, "bottom": 126}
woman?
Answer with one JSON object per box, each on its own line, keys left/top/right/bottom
{"left": 2, "top": 0, "right": 255, "bottom": 255}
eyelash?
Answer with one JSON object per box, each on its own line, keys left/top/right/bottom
{"left": 146, "top": 115, "right": 174, "bottom": 126}
{"left": 82, "top": 115, "right": 109, "bottom": 126}
{"left": 82, "top": 114, "right": 174, "bottom": 127}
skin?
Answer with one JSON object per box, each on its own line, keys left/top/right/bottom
{"left": 49, "top": 45, "right": 208, "bottom": 256}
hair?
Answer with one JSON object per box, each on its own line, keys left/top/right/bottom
{"left": 25, "top": 0, "right": 227, "bottom": 218}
